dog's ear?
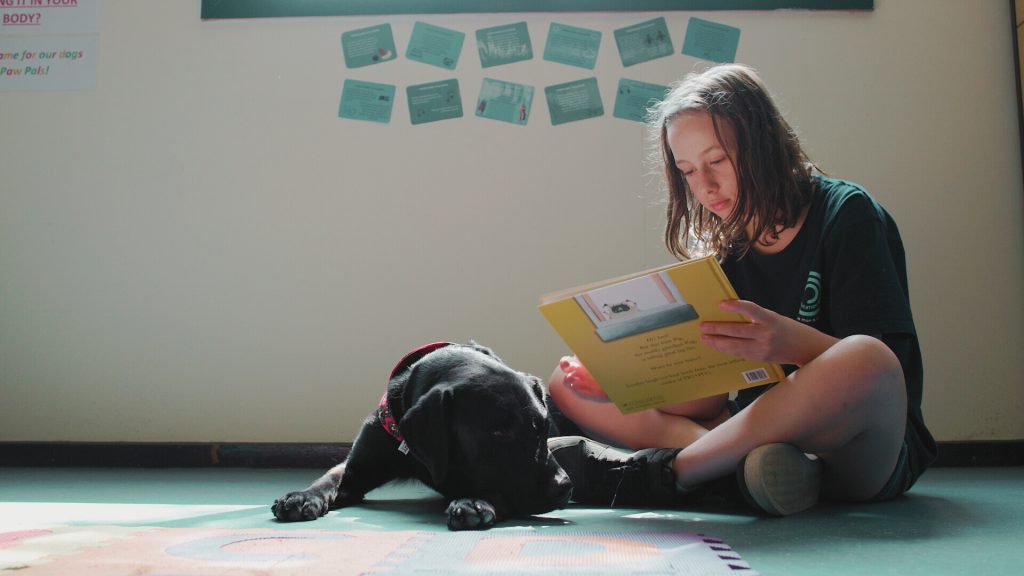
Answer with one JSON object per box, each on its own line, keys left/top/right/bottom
{"left": 529, "top": 375, "right": 547, "bottom": 405}
{"left": 398, "top": 385, "right": 451, "bottom": 486}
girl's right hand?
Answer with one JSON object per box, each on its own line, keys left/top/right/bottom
{"left": 699, "top": 299, "right": 838, "bottom": 367}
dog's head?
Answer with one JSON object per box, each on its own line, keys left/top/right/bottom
{"left": 603, "top": 299, "right": 639, "bottom": 317}
{"left": 392, "top": 342, "right": 572, "bottom": 517}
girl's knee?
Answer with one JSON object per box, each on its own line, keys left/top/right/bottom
{"left": 830, "top": 335, "right": 906, "bottom": 405}
{"left": 843, "top": 335, "right": 901, "bottom": 376}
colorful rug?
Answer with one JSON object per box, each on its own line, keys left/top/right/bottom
{"left": 1, "top": 523, "right": 755, "bottom": 575}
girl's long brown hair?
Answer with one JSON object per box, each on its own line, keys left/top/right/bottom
{"left": 651, "top": 64, "right": 816, "bottom": 260}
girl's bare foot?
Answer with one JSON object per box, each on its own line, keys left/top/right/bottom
{"left": 558, "top": 356, "right": 611, "bottom": 402}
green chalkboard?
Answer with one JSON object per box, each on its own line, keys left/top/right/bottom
{"left": 200, "top": 1, "right": 872, "bottom": 20}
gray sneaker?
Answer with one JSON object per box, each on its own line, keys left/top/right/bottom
{"left": 548, "top": 436, "right": 682, "bottom": 507}
{"left": 737, "top": 443, "right": 822, "bottom": 516}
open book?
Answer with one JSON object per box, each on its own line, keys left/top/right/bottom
{"left": 539, "top": 256, "right": 784, "bottom": 413}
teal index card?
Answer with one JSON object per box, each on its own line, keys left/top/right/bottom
{"left": 406, "top": 21, "right": 464, "bottom": 70}
{"left": 543, "top": 22, "right": 601, "bottom": 70}
{"left": 613, "top": 78, "right": 669, "bottom": 123}
{"left": 476, "top": 78, "right": 533, "bottom": 126}
{"left": 342, "top": 23, "right": 397, "bottom": 68}
{"left": 339, "top": 79, "right": 396, "bottom": 123}
{"left": 614, "top": 17, "right": 674, "bottom": 67}
{"left": 682, "top": 18, "right": 741, "bottom": 63}
{"left": 545, "top": 77, "right": 603, "bottom": 126}
{"left": 476, "top": 22, "right": 533, "bottom": 68}
{"left": 407, "top": 79, "right": 464, "bottom": 125}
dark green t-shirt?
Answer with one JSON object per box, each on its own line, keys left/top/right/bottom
{"left": 721, "top": 176, "right": 936, "bottom": 478}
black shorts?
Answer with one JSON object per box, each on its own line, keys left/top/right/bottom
{"left": 866, "top": 438, "right": 914, "bottom": 502}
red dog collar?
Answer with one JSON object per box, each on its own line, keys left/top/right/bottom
{"left": 389, "top": 342, "right": 454, "bottom": 380}
{"left": 379, "top": 342, "right": 454, "bottom": 443}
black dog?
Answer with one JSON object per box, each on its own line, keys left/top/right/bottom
{"left": 272, "top": 342, "right": 579, "bottom": 530}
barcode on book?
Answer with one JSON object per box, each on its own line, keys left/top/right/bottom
{"left": 742, "top": 368, "right": 770, "bottom": 384}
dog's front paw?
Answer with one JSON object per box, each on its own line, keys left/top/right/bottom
{"left": 445, "top": 498, "right": 497, "bottom": 531}
{"left": 272, "top": 491, "right": 329, "bottom": 522}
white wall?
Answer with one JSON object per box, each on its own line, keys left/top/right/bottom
{"left": 2, "top": 0, "right": 1022, "bottom": 443}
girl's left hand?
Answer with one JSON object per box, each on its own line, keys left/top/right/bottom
{"left": 698, "top": 299, "right": 837, "bottom": 367}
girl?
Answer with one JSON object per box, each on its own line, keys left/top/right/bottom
{"left": 547, "top": 64, "right": 936, "bottom": 515}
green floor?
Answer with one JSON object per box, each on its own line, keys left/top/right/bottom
{"left": 1, "top": 466, "right": 1021, "bottom": 575}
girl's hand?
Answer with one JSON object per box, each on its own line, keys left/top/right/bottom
{"left": 558, "top": 356, "right": 612, "bottom": 402}
{"left": 698, "top": 300, "right": 838, "bottom": 367}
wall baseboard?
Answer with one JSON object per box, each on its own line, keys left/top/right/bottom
{"left": 0, "top": 440, "right": 1020, "bottom": 468}
{"left": 932, "top": 440, "right": 1024, "bottom": 467}
{"left": 0, "top": 442, "right": 350, "bottom": 469}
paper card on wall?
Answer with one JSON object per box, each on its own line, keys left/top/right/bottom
{"left": 406, "top": 21, "right": 464, "bottom": 70}
{"left": 407, "top": 79, "right": 464, "bottom": 125}
{"left": 613, "top": 78, "right": 669, "bottom": 123}
{"left": 476, "top": 22, "right": 533, "bottom": 68}
{"left": 339, "top": 79, "right": 396, "bottom": 123}
{"left": 682, "top": 18, "right": 740, "bottom": 63}
{"left": 341, "top": 24, "right": 397, "bottom": 68}
{"left": 545, "top": 77, "right": 603, "bottom": 126}
{"left": 0, "top": 36, "right": 98, "bottom": 92}
{"left": 614, "top": 17, "right": 674, "bottom": 67}
{"left": 543, "top": 23, "right": 601, "bottom": 70}
{"left": 475, "top": 78, "right": 533, "bottom": 126}
{"left": 0, "top": 0, "right": 101, "bottom": 35}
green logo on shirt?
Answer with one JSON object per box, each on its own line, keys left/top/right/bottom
{"left": 799, "top": 271, "right": 822, "bottom": 322}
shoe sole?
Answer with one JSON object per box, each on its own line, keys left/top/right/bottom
{"left": 739, "top": 443, "right": 822, "bottom": 516}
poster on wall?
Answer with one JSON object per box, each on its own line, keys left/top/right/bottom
{"left": 475, "top": 78, "right": 533, "bottom": 126}
{"left": 614, "top": 17, "right": 674, "bottom": 67}
{"left": 613, "top": 78, "right": 669, "bottom": 123}
{"left": 476, "top": 22, "right": 533, "bottom": 68}
{"left": 407, "top": 79, "right": 464, "bottom": 124}
{"left": 545, "top": 77, "right": 603, "bottom": 126}
{"left": 341, "top": 23, "right": 397, "bottom": 68}
{"left": 543, "top": 23, "right": 601, "bottom": 70}
{"left": 339, "top": 79, "right": 396, "bottom": 123}
{"left": 406, "top": 21, "right": 465, "bottom": 70}
{"left": 681, "top": 17, "right": 741, "bottom": 63}
{"left": 0, "top": 0, "right": 101, "bottom": 92}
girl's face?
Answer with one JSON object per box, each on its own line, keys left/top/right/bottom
{"left": 666, "top": 111, "right": 739, "bottom": 220}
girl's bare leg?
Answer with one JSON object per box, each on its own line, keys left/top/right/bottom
{"left": 548, "top": 335, "right": 907, "bottom": 500}
{"left": 548, "top": 357, "right": 729, "bottom": 450}
{"left": 671, "top": 335, "right": 907, "bottom": 500}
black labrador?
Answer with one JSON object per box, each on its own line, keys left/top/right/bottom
{"left": 272, "top": 342, "right": 579, "bottom": 530}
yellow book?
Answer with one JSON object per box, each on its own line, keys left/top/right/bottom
{"left": 539, "top": 256, "right": 784, "bottom": 413}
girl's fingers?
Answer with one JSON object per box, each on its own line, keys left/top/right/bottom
{"left": 699, "top": 320, "right": 758, "bottom": 339}
{"left": 719, "top": 299, "right": 770, "bottom": 322}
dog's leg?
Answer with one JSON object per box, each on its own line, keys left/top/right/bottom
{"left": 445, "top": 498, "right": 500, "bottom": 531}
{"left": 332, "top": 425, "right": 410, "bottom": 508}
{"left": 272, "top": 463, "right": 345, "bottom": 521}
{"left": 272, "top": 423, "right": 407, "bottom": 522}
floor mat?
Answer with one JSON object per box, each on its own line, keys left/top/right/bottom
{"left": 1, "top": 524, "right": 755, "bottom": 575}
{"left": 4, "top": 467, "right": 1023, "bottom": 575}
